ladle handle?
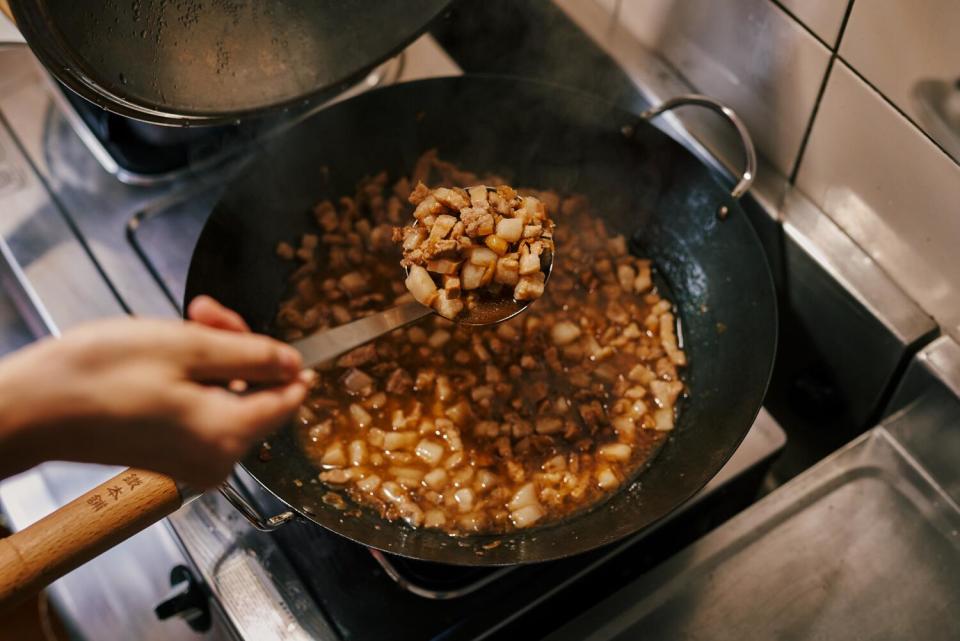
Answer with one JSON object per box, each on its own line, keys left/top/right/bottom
{"left": 0, "top": 468, "right": 183, "bottom": 612}
{"left": 290, "top": 301, "right": 433, "bottom": 369}
{"left": 639, "top": 94, "right": 757, "bottom": 218}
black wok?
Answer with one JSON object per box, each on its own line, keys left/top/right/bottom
{"left": 184, "top": 75, "right": 777, "bottom": 565}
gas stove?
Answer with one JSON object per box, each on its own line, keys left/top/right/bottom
{"left": 0, "top": 2, "right": 956, "bottom": 640}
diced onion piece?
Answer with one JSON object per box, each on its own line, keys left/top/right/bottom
{"left": 461, "top": 262, "right": 486, "bottom": 290}
{"left": 598, "top": 443, "right": 632, "bottom": 462}
{"left": 535, "top": 416, "right": 564, "bottom": 434}
{"left": 628, "top": 399, "right": 648, "bottom": 419}
{"left": 435, "top": 376, "right": 453, "bottom": 401}
{"left": 405, "top": 265, "right": 438, "bottom": 306}
{"left": 624, "top": 386, "right": 646, "bottom": 399}
{"left": 424, "top": 509, "right": 447, "bottom": 528}
{"left": 413, "top": 195, "right": 440, "bottom": 220}
{"left": 518, "top": 249, "right": 541, "bottom": 275}
{"left": 321, "top": 441, "right": 346, "bottom": 468}
{"left": 467, "top": 185, "right": 489, "bottom": 206}
{"left": 514, "top": 272, "right": 545, "bottom": 300}
{"left": 454, "top": 488, "right": 475, "bottom": 513}
{"left": 474, "top": 469, "right": 498, "bottom": 492}
{"left": 468, "top": 246, "right": 498, "bottom": 267}
{"left": 423, "top": 468, "right": 448, "bottom": 490}
{"left": 367, "top": 428, "right": 385, "bottom": 448}
{"left": 415, "top": 439, "right": 445, "bottom": 466}
{"left": 551, "top": 321, "right": 582, "bottom": 346}
{"left": 379, "top": 481, "right": 406, "bottom": 503}
{"left": 402, "top": 226, "right": 427, "bottom": 250}
{"left": 634, "top": 262, "right": 652, "bottom": 293}
{"left": 628, "top": 364, "right": 656, "bottom": 384}
{"left": 617, "top": 264, "right": 636, "bottom": 292}
{"left": 348, "top": 440, "right": 368, "bottom": 466}
{"left": 542, "top": 455, "right": 566, "bottom": 473}
{"left": 612, "top": 416, "right": 636, "bottom": 441}
{"left": 349, "top": 403, "right": 372, "bottom": 427}
{"left": 445, "top": 400, "right": 472, "bottom": 426}
{"left": 389, "top": 466, "right": 424, "bottom": 486}
{"left": 596, "top": 466, "right": 619, "bottom": 489}
{"left": 494, "top": 255, "right": 520, "bottom": 286}
{"left": 383, "top": 431, "right": 418, "bottom": 451}
{"left": 522, "top": 196, "right": 545, "bottom": 220}
{"left": 523, "top": 224, "right": 542, "bottom": 239}
{"left": 399, "top": 501, "right": 425, "bottom": 527}
{"left": 510, "top": 504, "right": 545, "bottom": 528}
{"left": 496, "top": 217, "right": 523, "bottom": 242}
{"left": 433, "top": 290, "right": 464, "bottom": 320}
{"left": 427, "top": 329, "right": 451, "bottom": 348}
{"left": 485, "top": 234, "right": 509, "bottom": 255}
{"left": 355, "top": 474, "right": 381, "bottom": 493}
{"left": 650, "top": 379, "right": 684, "bottom": 408}
{"left": 608, "top": 234, "right": 628, "bottom": 256}
{"left": 654, "top": 407, "right": 675, "bottom": 431}
{"left": 508, "top": 482, "right": 539, "bottom": 511}
{"left": 319, "top": 469, "right": 350, "bottom": 484}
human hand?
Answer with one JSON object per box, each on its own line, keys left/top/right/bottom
{"left": 0, "top": 297, "right": 306, "bottom": 488}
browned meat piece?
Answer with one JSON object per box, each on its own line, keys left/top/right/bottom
{"left": 422, "top": 238, "right": 460, "bottom": 261}
{"left": 385, "top": 368, "right": 414, "bottom": 395}
{"left": 336, "top": 343, "right": 378, "bottom": 368}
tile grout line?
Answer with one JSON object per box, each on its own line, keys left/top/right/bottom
{"left": 766, "top": 0, "right": 831, "bottom": 49}
{"left": 787, "top": 0, "right": 857, "bottom": 185}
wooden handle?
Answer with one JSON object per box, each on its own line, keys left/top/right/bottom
{"left": 0, "top": 468, "right": 183, "bottom": 612}
{"left": 0, "top": 1, "right": 13, "bottom": 23}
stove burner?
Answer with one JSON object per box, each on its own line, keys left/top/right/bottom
{"left": 370, "top": 549, "right": 513, "bottom": 600}
{"left": 49, "top": 56, "right": 405, "bottom": 186}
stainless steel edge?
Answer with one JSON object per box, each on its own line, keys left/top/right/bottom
{"left": 781, "top": 187, "right": 937, "bottom": 345}
{"left": 218, "top": 481, "right": 295, "bottom": 532}
{"left": 165, "top": 493, "right": 339, "bottom": 641}
{"left": 0, "top": 105, "right": 126, "bottom": 333}
{"left": 916, "top": 335, "right": 960, "bottom": 399}
{"left": 553, "top": 0, "right": 788, "bottom": 220}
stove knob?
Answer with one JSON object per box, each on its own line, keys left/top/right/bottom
{"left": 155, "top": 565, "right": 212, "bottom": 632}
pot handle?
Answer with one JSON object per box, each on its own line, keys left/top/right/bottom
{"left": 0, "top": 468, "right": 184, "bottom": 612}
{"left": 219, "top": 481, "right": 295, "bottom": 532}
{"left": 638, "top": 94, "right": 757, "bottom": 219}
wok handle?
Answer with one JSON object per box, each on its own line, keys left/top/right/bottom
{"left": 639, "top": 94, "right": 757, "bottom": 218}
{"left": 0, "top": 468, "right": 183, "bottom": 612}
{"left": 218, "top": 481, "right": 295, "bottom": 531}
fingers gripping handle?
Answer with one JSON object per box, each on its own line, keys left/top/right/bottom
{"left": 0, "top": 468, "right": 183, "bottom": 612}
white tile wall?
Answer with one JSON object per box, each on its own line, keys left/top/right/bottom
{"left": 795, "top": 61, "right": 960, "bottom": 342}
{"left": 595, "top": 0, "right": 831, "bottom": 177}
{"left": 840, "top": 0, "right": 960, "bottom": 165}
{"left": 775, "top": 0, "right": 848, "bottom": 46}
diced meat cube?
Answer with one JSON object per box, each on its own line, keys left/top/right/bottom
{"left": 514, "top": 272, "right": 545, "bottom": 300}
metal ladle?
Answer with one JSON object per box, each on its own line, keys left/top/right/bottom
{"left": 289, "top": 226, "right": 554, "bottom": 369}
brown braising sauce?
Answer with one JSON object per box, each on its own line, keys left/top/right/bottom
{"left": 274, "top": 153, "right": 686, "bottom": 535}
